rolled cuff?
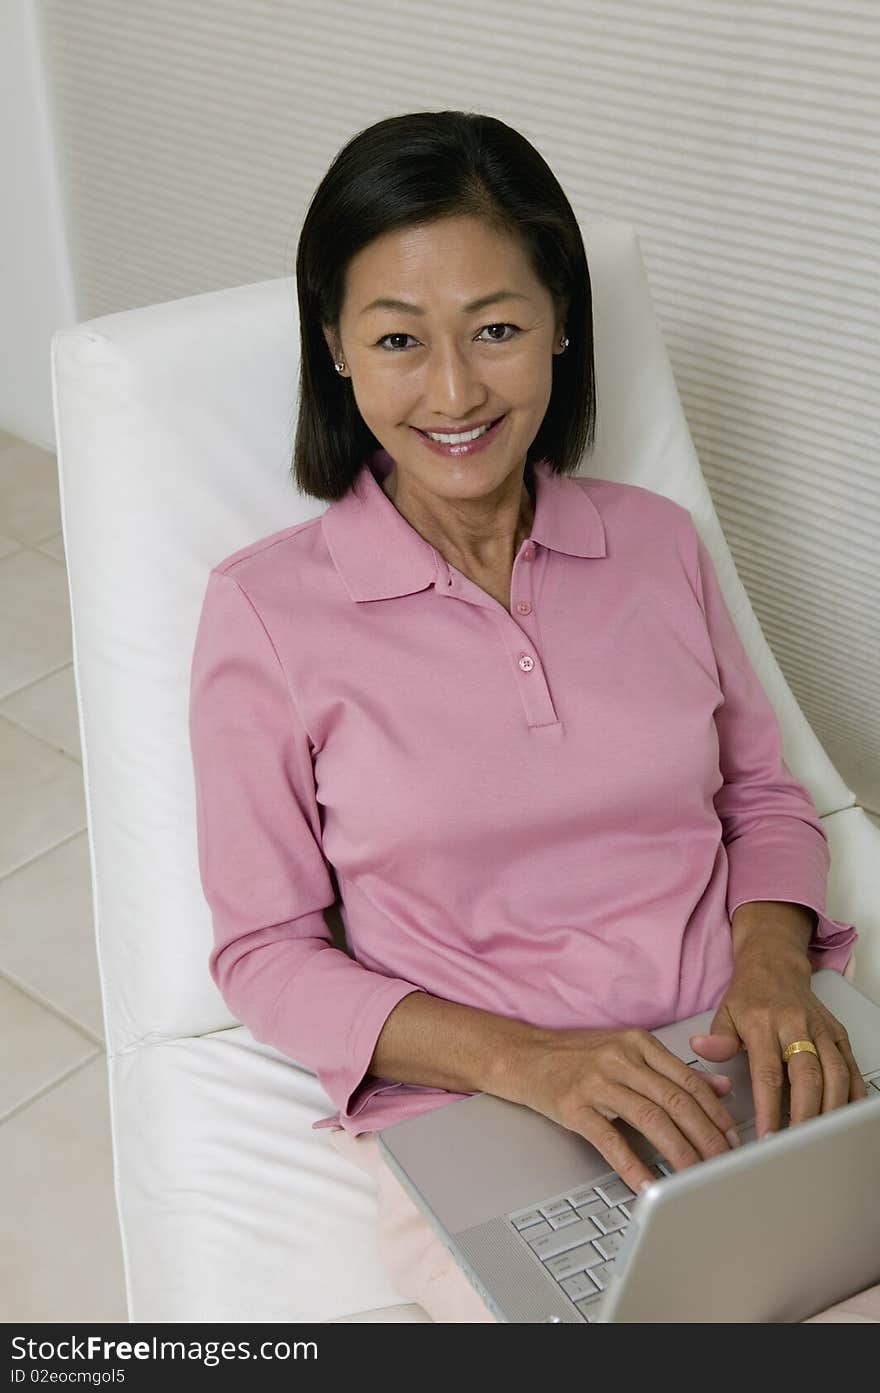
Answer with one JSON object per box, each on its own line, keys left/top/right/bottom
{"left": 805, "top": 908, "right": 859, "bottom": 976}
{"left": 311, "top": 980, "right": 429, "bottom": 1133}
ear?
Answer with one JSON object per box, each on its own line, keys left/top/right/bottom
{"left": 322, "top": 325, "right": 340, "bottom": 362}
{"left": 554, "top": 298, "right": 571, "bottom": 351}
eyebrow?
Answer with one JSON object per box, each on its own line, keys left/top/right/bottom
{"left": 358, "top": 290, "right": 531, "bottom": 317}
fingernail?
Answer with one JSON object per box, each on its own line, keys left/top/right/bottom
{"left": 638, "top": 1180, "right": 652, "bottom": 1194}
{"left": 759, "top": 1130, "right": 775, "bottom": 1141}
{"left": 725, "top": 1128, "right": 741, "bottom": 1149}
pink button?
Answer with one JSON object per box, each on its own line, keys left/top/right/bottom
{"left": 518, "top": 654, "right": 535, "bottom": 672}
{"left": 523, "top": 544, "right": 536, "bottom": 561}
{"left": 516, "top": 601, "right": 532, "bottom": 615}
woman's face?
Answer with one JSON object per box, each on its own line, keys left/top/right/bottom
{"left": 324, "top": 215, "right": 567, "bottom": 502}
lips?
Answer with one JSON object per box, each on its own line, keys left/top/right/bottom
{"left": 414, "top": 415, "right": 505, "bottom": 438}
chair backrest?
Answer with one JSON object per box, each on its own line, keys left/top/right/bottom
{"left": 49, "top": 220, "right": 873, "bottom": 1058}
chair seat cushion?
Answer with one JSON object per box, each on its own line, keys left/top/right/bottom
{"left": 110, "top": 1026, "right": 422, "bottom": 1322}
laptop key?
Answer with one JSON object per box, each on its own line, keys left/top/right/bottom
{"left": 511, "top": 1210, "right": 545, "bottom": 1231}
{"left": 595, "top": 1178, "right": 635, "bottom": 1206}
{"left": 560, "top": 1270, "right": 601, "bottom": 1301}
{"left": 540, "top": 1198, "right": 576, "bottom": 1221}
{"left": 566, "top": 1185, "right": 604, "bottom": 1208}
{"left": 521, "top": 1220, "right": 552, "bottom": 1245}
{"left": 590, "top": 1205, "right": 627, "bottom": 1234}
{"left": 594, "top": 1230, "right": 626, "bottom": 1261}
{"left": 527, "top": 1215, "right": 602, "bottom": 1260}
{"left": 587, "top": 1260, "right": 616, "bottom": 1292}
{"left": 545, "top": 1241, "right": 606, "bottom": 1281}
{"left": 576, "top": 1296, "right": 603, "bottom": 1320}
{"left": 547, "top": 1208, "right": 585, "bottom": 1230}
{"left": 574, "top": 1199, "right": 607, "bottom": 1222}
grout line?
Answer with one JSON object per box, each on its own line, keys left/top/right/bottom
{"left": 0, "top": 825, "right": 88, "bottom": 886}
{"left": 0, "top": 534, "right": 63, "bottom": 553}
{"left": 0, "top": 659, "right": 75, "bottom": 706}
{"left": 0, "top": 706, "right": 82, "bottom": 766}
{"left": 0, "top": 1049, "right": 104, "bottom": 1128}
{"left": 0, "top": 966, "right": 104, "bottom": 1047}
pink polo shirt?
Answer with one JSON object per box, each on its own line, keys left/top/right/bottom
{"left": 189, "top": 449, "right": 857, "bottom": 1137}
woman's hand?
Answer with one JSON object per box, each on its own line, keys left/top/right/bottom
{"left": 511, "top": 1025, "right": 742, "bottom": 1195}
{"left": 689, "top": 948, "right": 868, "bottom": 1140}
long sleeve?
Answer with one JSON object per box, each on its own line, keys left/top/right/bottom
{"left": 693, "top": 532, "right": 858, "bottom": 973}
{"left": 188, "top": 568, "right": 426, "bottom": 1124}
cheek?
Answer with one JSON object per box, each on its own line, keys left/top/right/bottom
{"left": 349, "top": 375, "right": 405, "bottom": 426}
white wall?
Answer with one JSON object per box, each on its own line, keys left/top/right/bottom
{"left": 0, "top": 0, "right": 76, "bottom": 451}
{"left": 5, "top": 0, "right": 879, "bottom": 807}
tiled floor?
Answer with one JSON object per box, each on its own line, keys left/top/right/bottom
{"left": 2, "top": 425, "right": 878, "bottom": 1324}
{"left": 1, "top": 428, "right": 128, "bottom": 1321}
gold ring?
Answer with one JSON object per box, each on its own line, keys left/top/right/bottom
{"left": 782, "top": 1039, "right": 819, "bottom": 1064}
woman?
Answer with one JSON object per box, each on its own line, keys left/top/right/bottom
{"left": 189, "top": 111, "right": 872, "bottom": 1322}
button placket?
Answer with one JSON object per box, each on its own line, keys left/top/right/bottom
{"left": 504, "top": 543, "right": 556, "bottom": 725}
{"left": 442, "top": 543, "right": 558, "bottom": 727}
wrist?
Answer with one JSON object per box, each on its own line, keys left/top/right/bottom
{"left": 730, "top": 900, "right": 814, "bottom": 976}
{"left": 495, "top": 1023, "right": 556, "bottom": 1108}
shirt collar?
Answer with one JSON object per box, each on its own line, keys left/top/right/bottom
{"left": 321, "top": 448, "right": 607, "bottom": 603}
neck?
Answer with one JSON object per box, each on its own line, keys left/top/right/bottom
{"left": 381, "top": 463, "right": 535, "bottom": 571}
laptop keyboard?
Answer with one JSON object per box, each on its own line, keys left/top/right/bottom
{"left": 508, "top": 1166, "right": 650, "bottom": 1319}
{"left": 507, "top": 1071, "right": 880, "bottom": 1322}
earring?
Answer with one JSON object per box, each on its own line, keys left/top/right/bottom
{"left": 560, "top": 337, "right": 569, "bottom": 350}
{"left": 334, "top": 359, "right": 345, "bottom": 373}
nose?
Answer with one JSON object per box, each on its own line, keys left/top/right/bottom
{"left": 424, "top": 341, "right": 489, "bottom": 421}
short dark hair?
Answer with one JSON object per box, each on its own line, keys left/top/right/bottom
{"left": 291, "top": 111, "right": 596, "bottom": 502}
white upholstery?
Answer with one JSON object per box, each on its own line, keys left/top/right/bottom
{"left": 50, "top": 221, "right": 880, "bottom": 1323}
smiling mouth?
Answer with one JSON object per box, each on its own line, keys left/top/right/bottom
{"left": 412, "top": 415, "right": 506, "bottom": 442}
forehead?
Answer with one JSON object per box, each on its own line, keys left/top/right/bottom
{"left": 344, "top": 217, "right": 540, "bottom": 307}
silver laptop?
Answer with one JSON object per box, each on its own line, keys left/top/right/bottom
{"left": 377, "top": 969, "right": 880, "bottom": 1322}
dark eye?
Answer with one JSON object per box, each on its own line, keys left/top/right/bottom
{"left": 376, "top": 333, "right": 417, "bottom": 351}
{"left": 478, "top": 323, "right": 520, "bottom": 343}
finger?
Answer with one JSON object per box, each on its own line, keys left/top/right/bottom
{"left": 642, "top": 1039, "right": 740, "bottom": 1140}
{"left": 834, "top": 1035, "right": 870, "bottom": 1103}
{"left": 705, "top": 1073, "right": 734, "bottom": 1096}
{"left": 784, "top": 1033, "right": 824, "bottom": 1127}
{"left": 573, "top": 1105, "right": 658, "bottom": 1194}
{"left": 689, "top": 1031, "right": 742, "bottom": 1063}
{"left": 740, "top": 1028, "right": 786, "bottom": 1139}
{"left": 815, "top": 1008, "right": 869, "bottom": 1104}
{"left": 813, "top": 1029, "right": 853, "bottom": 1115}
{"left": 605, "top": 1078, "right": 736, "bottom": 1173}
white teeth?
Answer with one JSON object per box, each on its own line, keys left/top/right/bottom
{"left": 424, "top": 420, "right": 496, "bottom": 444}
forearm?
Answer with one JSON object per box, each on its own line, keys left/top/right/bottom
{"left": 730, "top": 899, "right": 814, "bottom": 972}
{"left": 368, "top": 990, "right": 548, "bottom": 1105}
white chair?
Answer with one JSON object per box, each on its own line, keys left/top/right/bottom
{"left": 50, "top": 221, "right": 880, "bottom": 1324}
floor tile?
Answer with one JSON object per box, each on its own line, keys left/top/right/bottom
{"left": 0, "top": 716, "right": 86, "bottom": 879}
{"left": 0, "top": 441, "right": 61, "bottom": 545}
{"left": 0, "top": 549, "right": 72, "bottom": 700}
{"left": 0, "top": 975, "right": 99, "bottom": 1119}
{"left": 0, "top": 428, "right": 18, "bottom": 449}
{"left": 0, "top": 832, "right": 103, "bottom": 1041}
{"left": 0, "top": 534, "right": 21, "bottom": 561}
{"left": 0, "top": 1054, "right": 128, "bottom": 1321}
{"left": 34, "top": 530, "right": 65, "bottom": 564}
{"left": 1, "top": 665, "right": 82, "bottom": 761}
